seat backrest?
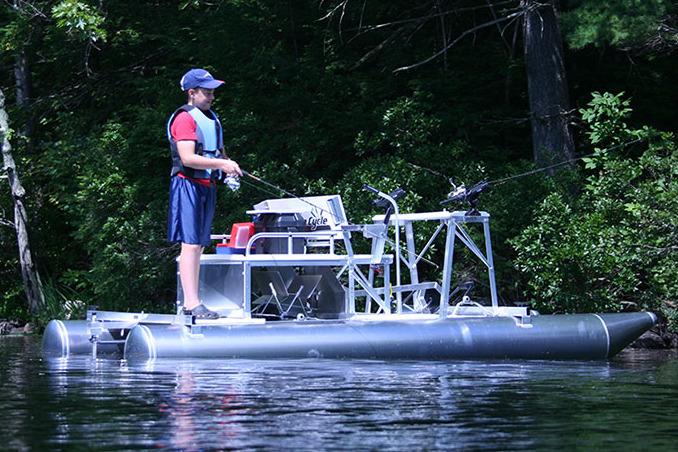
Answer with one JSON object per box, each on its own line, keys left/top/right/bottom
{"left": 251, "top": 270, "right": 289, "bottom": 297}
{"left": 267, "top": 271, "right": 289, "bottom": 296}
{"left": 288, "top": 275, "right": 322, "bottom": 301}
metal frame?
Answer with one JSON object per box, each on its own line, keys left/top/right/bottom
{"left": 83, "top": 197, "right": 504, "bottom": 357}
{"left": 371, "top": 210, "right": 499, "bottom": 318}
{"left": 237, "top": 229, "right": 393, "bottom": 317}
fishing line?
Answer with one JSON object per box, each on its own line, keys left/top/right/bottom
{"left": 236, "top": 138, "right": 643, "bottom": 271}
{"left": 489, "top": 152, "right": 595, "bottom": 185}
{"left": 240, "top": 176, "right": 283, "bottom": 199}
{"left": 406, "top": 138, "right": 645, "bottom": 187}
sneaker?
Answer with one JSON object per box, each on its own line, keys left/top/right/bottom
{"left": 184, "top": 304, "right": 220, "bottom": 320}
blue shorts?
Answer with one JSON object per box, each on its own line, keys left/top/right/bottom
{"left": 167, "top": 176, "right": 216, "bottom": 247}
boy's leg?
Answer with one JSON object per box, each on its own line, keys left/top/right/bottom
{"left": 179, "top": 243, "right": 203, "bottom": 310}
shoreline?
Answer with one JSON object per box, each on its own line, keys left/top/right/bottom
{"left": 630, "top": 324, "right": 678, "bottom": 349}
{"left": 0, "top": 320, "right": 33, "bottom": 336}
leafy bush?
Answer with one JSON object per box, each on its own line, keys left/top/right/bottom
{"left": 34, "top": 277, "right": 86, "bottom": 329}
{"left": 562, "top": 0, "right": 669, "bottom": 49}
{"left": 45, "top": 120, "right": 175, "bottom": 313}
{"left": 52, "top": 0, "right": 107, "bottom": 43}
{"left": 512, "top": 92, "right": 677, "bottom": 328}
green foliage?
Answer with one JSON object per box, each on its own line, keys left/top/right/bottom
{"left": 0, "top": 12, "right": 29, "bottom": 52}
{"left": 33, "top": 278, "right": 86, "bottom": 329}
{"left": 354, "top": 94, "right": 442, "bottom": 157}
{"left": 52, "top": 0, "right": 107, "bottom": 43}
{"left": 0, "top": 282, "right": 27, "bottom": 322}
{"left": 56, "top": 121, "right": 174, "bottom": 312}
{"left": 513, "top": 93, "right": 677, "bottom": 327}
{"left": 580, "top": 92, "right": 633, "bottom": 146}
{"left": 562, "top": 0, "right": 669, "bottom": 49}
{"left": 664, "top": 307, "right": 678, "bottom": 332}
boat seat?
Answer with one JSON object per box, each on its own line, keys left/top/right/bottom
{"left": 287, "top": 275, "right": 322, "bottom": 310}
{"left": 251, "top": 270, "right": 303, "bottom": 318}
{"left": 251, "top": 270, "right": 320, "bottom": 319}
{"left": 251, "top": 271, "right": 281, "bottom": 317}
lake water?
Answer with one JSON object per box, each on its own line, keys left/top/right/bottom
{"left": 1, "top": 336, "right": 676, "bottom": 450}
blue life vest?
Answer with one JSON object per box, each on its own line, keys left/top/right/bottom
{"left": 167, "top": 105, "right": 224, "bottom": 180}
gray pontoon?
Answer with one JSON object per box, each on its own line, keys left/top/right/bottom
{"left": 43, "top": 188, "right": 656, "bottom": 360}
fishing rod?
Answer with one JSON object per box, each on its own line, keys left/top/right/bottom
{"left": 490, "top": 138, "right": 643, "bottom": 185}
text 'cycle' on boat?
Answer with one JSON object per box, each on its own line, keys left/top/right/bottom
{"left": 43, "top": 181, "right": 656, "bottom": 361}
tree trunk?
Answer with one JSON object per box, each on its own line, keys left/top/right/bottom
{"left": 12, "top": 0, "right": 36, "bottom": 152}
{"left": 14, "top": 48, "right": 35, "bottom": 152}
{"left": 522, "top": 0, "right": 575, "bottom": 170}
{"left": 0, "top": 88, "right": 44, "bottom": 314}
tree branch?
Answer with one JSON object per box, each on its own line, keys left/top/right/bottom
{"left": 436, "top": 0, "right": 448, "bottom": 70}
{"left": 393, "top": 8, "right": 525, "bottom": 74}
{"left": 487, "top": 0, "right": 513, "bottom": 54}
{"left": 0, "top": 205, "right": 15, "bottom": 229}
{"left": 626, "top": 14, "right": 678, "bottom": 55}
{"left": 318, "top": 0, "right": 348, "bottom": 23}
{"left": 349, "top": 21, "right": 421, "bottom": 71}
{"left": 30, "top": 49, "right": 168, "bottom": 124}
{"left": 6, "top": 0, "right": 49, "bottom": 19}
{"left": 345, "top": 0, "right": 517, "bottom": 36}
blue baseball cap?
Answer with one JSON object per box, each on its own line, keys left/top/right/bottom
{"left": 179, "top": 68, "right": 224, "bottom": 91}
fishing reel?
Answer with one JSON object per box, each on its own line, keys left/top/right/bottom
{"left": 440, "top": 180, "right": 490, "bottom": 216}
{"left": 218, "top": 172, "right": 241, "bottom": 191}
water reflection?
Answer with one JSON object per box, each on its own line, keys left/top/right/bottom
{"left": 1, "top": 338, "right": 677, "bottom": 450}
{"left": 147, "top": 361, "right": 248, "bottom": 450}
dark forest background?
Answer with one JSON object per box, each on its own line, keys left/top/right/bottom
{"left": 1, "top": 1, "right": 676, "bottom": 330}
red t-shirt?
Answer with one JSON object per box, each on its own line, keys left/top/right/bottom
{"left": 170, "top": 111, "right": 198, "bottom": 141}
